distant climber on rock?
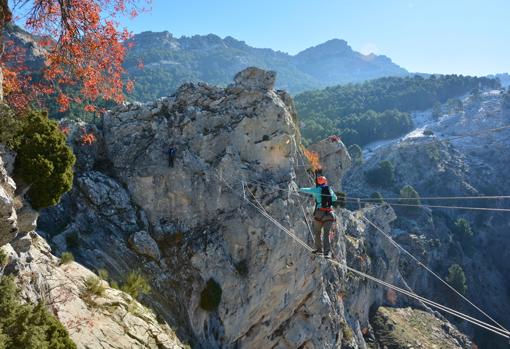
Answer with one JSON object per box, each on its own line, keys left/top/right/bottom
{"left": 168, "top": 147, "right": 176, "bottom": 167}
{"left": 299, "top": 175, "right": 337, "bottom": 258}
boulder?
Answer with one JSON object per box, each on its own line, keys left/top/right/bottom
{"left": 233, "top": 67, "right": 276, "bottom": 91}
{"left": 308, "top": 136, "right": 352, "bottom": 189}
{"left": 129, "top": 230, "right": 161, "bottom": 260}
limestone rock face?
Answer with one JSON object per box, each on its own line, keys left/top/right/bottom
{"left": 130, "top": 230, "right": 161, "bottom": 260}
{"left": 37, "top": 68, "right": 471, "bottom": 348}
{"left": 0, "top": 152, "right": 184, "bottom": 349}
{"left": 343, "top": 92, "right": 510, "bottom": 343}
{"left": 7, "top": 233, "right": 184, "bottom": 349}
{"left": 308, "top": 137, "right": 352, "bottom": 189}
{"left": 233, "top": 67, "right": 276, "bottom": 91}
{"left": 0, "top": 147, "right": 17, "bottom": 246}
{"left": 372, "top": 307, "right": 471, "bottom": 349}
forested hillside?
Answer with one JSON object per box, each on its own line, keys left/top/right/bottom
{"left": 295, "top": 75, "right": 500, "bottom": 146}
{"left": 123, "top": 31, "right": 408, "bottom": 100}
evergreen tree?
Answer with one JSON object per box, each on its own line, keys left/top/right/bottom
{"left": 370, "top": 192, "right": 384, "bottom": 204}
{"left": 14, "top": 111, "right": 76, "bottom": 209}
{"left": 399, "top": 185, "right": 421, "bottom": 206}
{"left": 0, "top": 276, "right": 76, "bottom": 348}
{"left": 453, "top": 218, "right": 475, "bottom": 255}
{"left": 446, "top": 264, "right": 468, "bottom": 295}
{"left": 365, "top": 160, "right": 395, "bottom": 187}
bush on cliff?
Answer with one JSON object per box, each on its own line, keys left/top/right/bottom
{"left": 121, "top": 271, "right": 151, "bottom": 300}
{"left": 446, "top": 264, "right": 467, "bottom": 295}
{"left": 399, "top": 185, "right": 421, "bottom": 206}
{"left": 0, "top": 106, "right": 22, "bottom": 148}
{"left": 199, "top": 279, "right": 222, "bottom": 311}
{"left": 365, "top": 160, "right": 395, "bottom": 188}
{"left": 0, "top": 275, "right": 76, "bottom": 348}
{"left": 452, "top": 218, "right": 475, "bottom": 256}
{"left": 14, "top": 111, "right": 76, "bottom": 210}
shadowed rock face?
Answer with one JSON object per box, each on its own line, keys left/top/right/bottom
{"left": 0, "top": 154, "right": 185, "bottom": 349}
{"left": 343, "top": 92, "right": 510, "bottom": 347}
{"left": 0, "top": 149, "right": 17, "bottom": 246}
{"left": 38, "top": 68, "right": 471, "bottom": 349}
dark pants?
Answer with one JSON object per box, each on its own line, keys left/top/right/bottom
{"left": 168, "top": 149, "right": 176, "bottom": 167}
{"left": 312, "top": 209, "right": 335, "bottom": 253}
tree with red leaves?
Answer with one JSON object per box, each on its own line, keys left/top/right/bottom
{"left": 0, "top": 0, "right": 149, "bottom": 113}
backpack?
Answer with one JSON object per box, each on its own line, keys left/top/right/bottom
{"left": 321, "top": 186, "right": 333, "bottom": 209}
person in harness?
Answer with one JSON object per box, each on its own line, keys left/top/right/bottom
{"left": 168, "top": 147, "right": 176, "bottom": 167}
{"left": 299, "top": 175, "right": 337, "bottom": 258}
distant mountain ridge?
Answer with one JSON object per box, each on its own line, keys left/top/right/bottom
{"left": 124, "top": 31, "right": 409, "bottom": 101}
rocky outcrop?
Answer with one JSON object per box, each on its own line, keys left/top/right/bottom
{"left": 36, "top": 67, "right": 473, "bottom": 348}
{"left": 0, "top": 150, "right": 185, "bottom": 349}
{"left": 371, "top": 307, "right": 471, "bottom": 349}
{"left": 344, "top": 91, "right": 510, "bottom": 347}
{"left": 308, "top": 137, "right": 352, "bottom": 189}
{"left": 6, "top": 233, "right": 183, "bottom": 349}
{"left": 0, "top": 148, "right": 17, "bottom": 246}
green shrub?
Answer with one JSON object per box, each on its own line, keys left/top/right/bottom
{"left": 121, "top": 271, "right": 151, "bottom": 300}
{"left": 0, "top": 106, "right": 22, "bottom": 148}
{"left": 60, "top": 252, "right": 74, "bottom": 265}
{"left": 399, "top": 185, "right": 421, "bottom": 206}
{"left": 0, "top": 275, "right": 76, "bottom": 348}
{"left": 370, "top": 192, "right": 384, "bottom": 204}
{"left": 234, "top": 260, "right": 249, "bottom": 278}
{"left": 199, "top": 278, "right": 222, "bottom": 311}
{"left": 110, "top": 281, "right": 120, "bottom": 290}
{"left": 453, "top": 218, "right": 475, "bottom": 255}
{"left": 97, "top": 269, "right": 109, "bottom": 281}
{"left": 453, "top": 219, "right": 473, "bottom": 239}
{"left": 365, "top": 160, "right": 395, "bottom": 187}
{"left": 65, "top": 232, "right": 80, "bottom": 249}
{"left": 446, "top": 264, "right": 467, "bottom": 295}
{"left": 84, "top": 276, "right": 105, "bottom": 297}
{"left": 0, "top": 249, "right": 8, "bottom": 268}
{"left": 14, "top": 110, "right": 76, "bottom": 209}
{"left": 348, "top": 144, "right": 363, "bottom": 166}
{"left": 341, "top": 321, "right": 354, "bottom": 343}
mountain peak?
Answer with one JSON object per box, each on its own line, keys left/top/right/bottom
{"left": 296, "top": 39, "right": 353, "bottom": 58}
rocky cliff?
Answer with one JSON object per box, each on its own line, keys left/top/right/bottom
{"left": 0, "top": 148, "right": 184, "bottom": 348}
{"left": 34, "top": 67, "right": 472, "bottom": 348}
{"left": 344, "top": 90, "right": 510, "bottom": 348}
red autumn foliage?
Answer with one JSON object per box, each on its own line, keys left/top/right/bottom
{"left": 80, "top": 132, "right": 96, "bottom": 146}
{"left": 303, "top": 148, "right": 322, "bottom": 172}
{"left": 1, "top": 0, "right": 151, "bottom": 113}
{"left": 59, "top": 125, "right": 70, "bottom": 136}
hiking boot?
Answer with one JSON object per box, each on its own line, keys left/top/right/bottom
{"left": 323, "top": 251, "right": 332, "bottom": 259}
{"left": 311, "top": 249, "right": 322, "bottom": 255}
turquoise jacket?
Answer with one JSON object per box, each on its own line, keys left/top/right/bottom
{"left": 299, "top": 186, "right": 337, "bottom": 208}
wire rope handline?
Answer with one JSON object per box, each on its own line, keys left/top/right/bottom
{"left": 213, "top": 171, "right": 510, "bottom": 339}
{"left": 354, "top": 195, "right": 510, "bottom": 201}
{"left": 343, "top": 198, "right": 510, "bottom": 213}
{"left": 360, "top": 214, "right": 509, "bottom": 333}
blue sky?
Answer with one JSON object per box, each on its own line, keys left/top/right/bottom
{"left": 120, "top": 0, "right": 509, "bottom": 75}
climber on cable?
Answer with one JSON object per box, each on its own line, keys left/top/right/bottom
{"left": 299, "top": 175, "right": 337, "bottom": 258}
{"left": 168, "top": 147, "right": 176, "bottom": 167}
